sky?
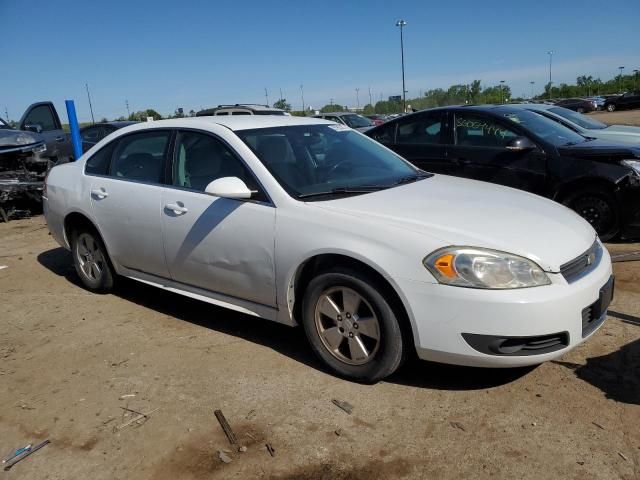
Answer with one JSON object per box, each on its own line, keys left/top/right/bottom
{"left": 1, "top": 0, "right": 639, "bottom": 122}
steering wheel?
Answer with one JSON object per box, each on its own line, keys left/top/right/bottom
{"left": 325, "top": 160, "right": 353, "bottom": 180}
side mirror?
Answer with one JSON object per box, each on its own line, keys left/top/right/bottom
{"left": 506, "top": 136, "right": 536, "bottom": 151}
{"left": 204, "top": 177, "right": 252, "bottom": 199}
{"left": 24, "top": 123, "right": 43, "bottom": 134}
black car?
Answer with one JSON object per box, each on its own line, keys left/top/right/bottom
{"left": 366, "top": 105, "right": 640, "bottom": 240}
{"left": 604, "top": 91, "right": 640, "bottom": 112}
{"left": 554, "top": 98, "right": 596, "bottom": 113}
{"left": 80, "top": 121, "right": 137, "bottom": 152}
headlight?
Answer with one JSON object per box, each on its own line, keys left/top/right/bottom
{"left": 423, "top": 247, "right": 551, "bottom": 289}
{"left": 15, "top": 133, "right": 37, "bottom": 145}
{"left": 621, "top": 159, "right": 640, "bottom": 176}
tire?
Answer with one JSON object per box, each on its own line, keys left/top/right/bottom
{"left": 301, "top": 268, "right": 405, "bottom": 383}
{"left": 577, "top": 107, "right": 585, "bottom": 113}
{"left": 71, "top": 226, "right": 115, "bottom": 292}
{"left": 562, "top": 188, "right": 620, "bottom": 241}
{"left": 606, "top": 103, "right": 616, "bottom": 112}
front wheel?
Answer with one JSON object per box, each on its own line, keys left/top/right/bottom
{"left": 301, "top": 268, "right": 405, "bottom": 383}
{"left": 563, "top": 189, "right": 619, "bottom": 241}
{"left": 71, "top": 227, "right": 115, "bottom": 292}
{"left": 606, "top": 103, "right": 616, "bottom": 112}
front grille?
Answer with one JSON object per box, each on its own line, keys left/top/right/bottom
{"left": 560, "top": 240, "right": 601, "bottom": 283}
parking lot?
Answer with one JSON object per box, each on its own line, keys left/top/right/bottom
{"left": 1, "top": 215, "right": 639, "bottom": 477}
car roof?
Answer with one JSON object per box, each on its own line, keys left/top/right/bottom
{"left": 508, "top": 103, "right": 553, "bottom": 111}
{"left": 82, "top": 121, "right": 138, "bottom": 129}
{"left": 117, "top": 115, "right": 333, "bottom": 133}
{"left": 315, "top": 112, "right": 358, "bottom": 116}
{"left": 196, "top": 104, "right": 285, "bottom": 115}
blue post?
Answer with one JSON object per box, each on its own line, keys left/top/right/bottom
{"left": 65, "top": 100, "right": 83, "bottom": 160}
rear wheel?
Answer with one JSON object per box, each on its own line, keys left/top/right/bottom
{"left": 71, "top": 227, "right": 115, "bottom": 292}
{"left": 563, "top": 189, "right": 619, "bottom": 241}
{"left": 577, "top": 107, "right": 585, "bottom": 113}
{"left": 606, "top": 103, "right": 616, "bottom": 112}
{"left": 301, "top": 268, "right": 405, "bottom": 383}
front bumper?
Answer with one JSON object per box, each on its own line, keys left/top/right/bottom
{"left": 394, "top": 246, "right": 613, "bottom": 367}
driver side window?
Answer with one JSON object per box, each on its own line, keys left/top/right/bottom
{"left": 454, "top": 114, "right": 518, "bottom": 148}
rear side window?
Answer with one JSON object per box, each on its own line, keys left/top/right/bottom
{"left": 397, "top": 114, "right": 444, "bottom": 145}
{"left": 109, "top": 131, "right": 170, "bottom": 183}
{"left": 454, "top": 114, "right": 518, "bottom": 148}
{"left": 85, "top": 142, "right": 115, "bottom": 176}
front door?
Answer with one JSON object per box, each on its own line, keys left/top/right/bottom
{"left": 161, "top": 129, "right": 276, "bottom": 307}
{"left": 88, "top": 130, "right": 172, "bottom": 278}
{"left": 449, "top": 112, "right": 547, "bottom": 195}
{"left": 19, "top": 102, "right": 72, "bottom": 163}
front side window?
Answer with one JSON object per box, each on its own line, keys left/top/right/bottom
{"left": 109, "top": 131, "right": 169, "bottom": 183}
{"left": 397, "top": 113, "right": 444, "bottom": 145}
{"left": 546, "top": 107, "right": 607, "bottom": 130}
{"left": 454, "top": 114, "right": 518, "bottom": 148}
{"left": 172, "top": 130, "right": 259, "bottom": 194}
{"left": 502, "top": 109, "right": 587, "bottom": 147}
{"left": 368, "top": 122, "right": 396, "bottom": 144}
{"left": 23, "top": 105, "right": 57, "bottom": 131}
{"left": 237, "top": 124, "right": 422, "bottom": 200}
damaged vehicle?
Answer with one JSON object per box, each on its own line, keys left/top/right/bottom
{"left": 366, "top": 105, "right": 640, "bottom": 240}
{"left": 0, "top": 116, "right": 48, "bottom": 221}
{"left": 44, "top": 116, "right": 612, "bottom": 382}
{"left": 0, "top": 102, "right": 71, "bottom": 221}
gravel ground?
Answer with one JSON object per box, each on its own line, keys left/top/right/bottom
{"left": 0, "top": 216, "right": 639, "bottom": 479}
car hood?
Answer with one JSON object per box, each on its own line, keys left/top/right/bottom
{"left": 557, "top": 139, "right": 640, "bottom": 160}
{"left": 603, "top": 125, "right": 640, "bottom": 136}
{"left": 0, "top": 128, "right": 44, "bottom": 148}
{"left": 311, "top": 175, "right": 596, "bottom": 272}
{"left": 354, "top": 126, "right": 374, "bottom": 133}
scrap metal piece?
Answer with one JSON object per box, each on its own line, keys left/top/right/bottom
{"left": 266, "top": 443, "right": 275, "bottom": 457}
{"left": 113, "top": 407, "right": 159, "bottom": 432}
{"left": 3, "top": 439, "right": 49, "bottom": 471}
{"left": 214, "top": 409, "right": 238, "bottom": 445}
{"left": 331, "top": 399, "right": 353, "bottom": 415}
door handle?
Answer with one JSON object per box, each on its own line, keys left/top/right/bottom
{"left": 91, "top": 188, "right": 109, "bottom": 199}
{"left": 55, "top": 136, "right": 66, "bottom": 142}
{"left": 452, "top": 158, "right": 471, "bottom": 165}
{"left": 165, "top": 203, "right": 188, "bottom": 215}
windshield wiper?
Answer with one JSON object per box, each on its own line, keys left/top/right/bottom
{"left": 298, "top": 185, "right": 387, "bottom": 199}
{"left": 393, "top": 173, "right": 432, "bottom": 185}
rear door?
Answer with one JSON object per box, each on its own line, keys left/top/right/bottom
{"left": 385, "top": 111, "right": 456, "bottom": 174}
{"left": 19, "top": 102, "right": 72, "bottom": 163}
{"left": 87, "top": 129, "right": 172, "bottom": 278}
{"left": 449, "top": 111, "right": 547, "bottom": 195}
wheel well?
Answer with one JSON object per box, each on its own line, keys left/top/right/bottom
{"left": 63, "top": 212, "right": 99, "bottom": 246}
{"left": 553, "top": 178, "right": 617, "bottom": 204}
{"left": 292, "top": 254, "right": 415, "bottom": 352}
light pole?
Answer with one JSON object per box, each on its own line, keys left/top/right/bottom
{"left": 300, "top": 85, "right": 305, "bottom": 114}
{"left": 530, "top": 81, "right": 535, "bottom": 99}
{"left": 618, "top": 66, "right": 625, "bottom": 93}
{"left": 265, "top": 88, "right": 269, "bottom": 106}
{"left": 355, "top": 88, "right": 360, "bottom": 110}
{"left": 396, "top": 20, "right": 407, "bottom": 113}
{"left": 368, "top": 87, "right": 372, "bottom": 107}
{"left": 547, "top": 50, "right": 554, "bottom": 99}
{"left": 500, "top": 80, "right": 505, "bottom": 104}
{"left": 85, "top": 83, "right": 95, "bottom": 124}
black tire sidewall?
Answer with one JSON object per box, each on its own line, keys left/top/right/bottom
{"left": 71, "top": 227, "right": 115, "bottom": 292}
{"left": 563, "top": 189, "right": 619, "bottom": 241}
{"left": 301, "top": 269, "right": 404, "bottom": 383}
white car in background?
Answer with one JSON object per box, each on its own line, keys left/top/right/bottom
{"left": 518, "top": 103, "right": 640, "bottom": 144}
{"left": 43, "top": 116, "right": 613, "bottom": 382}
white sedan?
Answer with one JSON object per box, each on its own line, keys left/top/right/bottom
{"left": 43, "top": 116, "right": 614, "bottom": 382}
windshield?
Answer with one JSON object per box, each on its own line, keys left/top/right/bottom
{"left": 340, "top": 114, "right": 373, "bottom": 128}
{"left": 547, "top": 107, "right": 607, "bottom": 130}
{"left": 237, "top": 124, "right": 422, "bottom": 200}
{"left": 504, "top": 110, "right": 588, "bottom": 147}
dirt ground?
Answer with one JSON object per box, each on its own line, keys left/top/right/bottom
{"left": 0, "top": 216, "right": 639, "bottom": 480}
{"left": 589, "top": 109, "right": 640, "bottom": 126}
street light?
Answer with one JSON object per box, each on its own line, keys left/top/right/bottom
{"left": 355, "top": 87, "right": 360, "bottom": 110}
{"left": 547, "top": 50, "right": 554, "bottom": 99}
{"left": 500, "top": 80, "right": 505, "bottom": 104}
{"left": 619, "top": 66, "right": 625, "bottom": 93}
{"left": 300, "top": 85, "right": 305, "bottom": 114}
{"left": 530, "top": 81, "right": 535, "bottom": 99}
{"left": 395, "top": 19, "right": 407, "bottom": 113}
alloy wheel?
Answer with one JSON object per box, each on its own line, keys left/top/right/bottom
{"left": 314, "top": 286, "right": 381, "bottom": 365}
{"left": 76, "top": 232, "right": 105, "bottom": 281}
